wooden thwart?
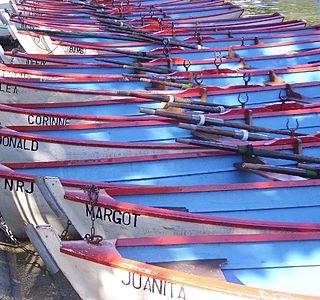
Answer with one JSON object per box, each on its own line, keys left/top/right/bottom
{"left": 153, "top": 259, "right": 228, "bottom": 281}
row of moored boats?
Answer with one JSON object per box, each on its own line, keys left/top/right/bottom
{"left": 0, "top": 0, "right": 320, "bottom": 299}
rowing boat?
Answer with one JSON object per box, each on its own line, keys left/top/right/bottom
{"left": 33, "top": 225, "right": 320, "bottom": 299}
{"left": 2, "top": 101, "right": 320, "bottom": 142}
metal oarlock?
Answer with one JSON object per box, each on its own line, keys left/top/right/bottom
{"left": 140, "top": 15, "right": 145, "bottom": 26}
{"left": 243, "top": 72, "right": 251, "bottom": 86}
{"left": 183, "top": 59, "right": 191, "bottom": 71}
{"left": 238, "top": 93, "right": 249, "bottom": 108}
{"left": 278, "top": 89, "right": 288, "bottom": 108}
{"left": 194, "top": 74, "right": 203, "bottom": 85}
{"left": 171, "top": 22, "right": 176, "bottom": 39}
{"left": 157, "top": 17, "right": 163, "bottom": 30}
{"left": 213, "top": 51, "right": 222, "bottom": 70}
{"left": 286, "top": 119, "right": 300, "bottom": 137}
{"left": 163, "top": 38, "right": 170, "bottom": 57}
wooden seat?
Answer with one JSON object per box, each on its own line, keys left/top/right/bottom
{"left": 152, "top": 258, "right": 228, "bottom": 281}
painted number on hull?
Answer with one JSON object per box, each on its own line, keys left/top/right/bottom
{"left": 4, "top": 179, "right": 34, "bottom": 194}
{"left": 68, "top": 47, "right": 85, "bottom": 54}
{"left": 26, "top": 59, "right": 47, "bottom": 65}
{"left": 0, "top": 84, "right": 18, "bottom": 94}
{"left": 122, "top": 272, "right": 186, "bottom": 300}
{"left": 85, "top": 205, "right": 140, "bottom": 227}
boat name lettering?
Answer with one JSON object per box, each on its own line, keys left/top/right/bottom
{"left": 0, "top": 84, "right": 18, "bottom": 94}
{"left": 28, "top": 114, "right": 70, "bottom": 126}
{"left": 4, "top": 179, "right": 34, "bottom": 194}
{"left": 29, "top": 12, "right": 43, "bottom": 16}
{"left": 21, "top": 24, "right": 35, "bottom": 30}
{"left": 85, "top": 205, "right": 140, "bottom": 227}
{"left": 26, "top": 59, "right": 46, "bottom": 65}
{"left": 121, "top": 272, "right": 186, "bottom": 300}
{"left": 68, "top": 47, "right": 85, "bottom": 54}
{"left": 0, "top": 71, "right": 28, "bottom": 79}
{"left": 0, "top": 135, "right": 39, "bottom": 151}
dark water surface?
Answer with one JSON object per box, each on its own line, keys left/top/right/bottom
{"left": 232, "top": 0, "right": 320, "bottom": 25}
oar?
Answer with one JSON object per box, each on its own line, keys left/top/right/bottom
{"left": 99, "top": 23, "right": 200, "bottom": 49}
{"left": 158, "top": 96, "right": 238, "bottom": 109}
{"left": 236, "top": 162, "right": 319, "bottom": 179}
{"left": 179, "top": 123, "right": 273, "bottom": 141}
{"left": 126, "top": 73, "right": 191, "bottom": 85}
{"left": 95, "top": 58, "right": 173, "bottom": 74}
{"left": 177, "top": 138, "right": 320, "bottom": 164}
{"left": 23, "top": 24, "right": 199, "bottom": 49}
{"left": 166, "top": 102, "right": 228, "bottom": 113}
{"left": 141, "top": 108, "right": 308, "bottom": 137}
{"left": 125, "top": 75, "right": 194, "bottom": 89}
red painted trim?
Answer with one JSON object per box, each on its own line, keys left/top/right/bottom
{"left": 150, "top": 48, "right": 320, "bottom": 67}
{"left": 116, "top": 231, "right": 320, "bottom": 247}
{"left": 5, "top": 103, "right": 320, "bottom": 132}
{"left": 0, "top": 128, "right": 199, "bottom": 149}
{"left": 2, "top": 127, "right": 320, "bottom": 149}
{"left": 2, "top": 160, "right": 320, "bottom": 201}
{"left": 0, "top": 63, "right": 127, "bottom": 80}
{"left": 64, "top": 190, "right": 320, "bottom": 232}
{"left": 1, "top": 71, "right": 320, "bottom": 104}
{"left": 142, "top": 20, "right": 307, "bottom": 33}
{"left": 0, "top": 76, "right": 182, "bottom": 97}
{"left": 5, "top": 149, "right": 225, "bottom": 168}
{"left": 0, "top": 104, "right": 168, "bottom": 123}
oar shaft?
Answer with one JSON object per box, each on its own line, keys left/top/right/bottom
{"left": 96, "top": 58, "right": 172, "bottom": 74}
{"left": 167, "top": 102, "right": 226, "bottom": 113}
{"left": 143, "top": 109, "right": 307, "bottom": 137}
{"left": 179, "top": 123, "right": 272, "bottom": 141}
{"left": 239, "top": 163, "right": 319, "bottom": 179}
{"left": 176, "top": 138, "right": 320, "bottom": 164}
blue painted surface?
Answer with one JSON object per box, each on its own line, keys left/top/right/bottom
{"left": 39, "top": 55, "right": 143, "bottom": 64}
{"left": 35, "top": 101, "right": 162, "bottom": 116}
{"left": 172, "top": 52, "right": 320, "bottom": 71}
{"left": 11, "top": 145, "right": 320, "bottom": 184}
{"left": 162, "top": 27, "right": 318, "bottom": 39}
{"left": 117, "top": 239, "right": 320, "bottom": 296}
{"left": 26, "top": 124, "right": 187, "bottom": 142}
{"left": 19, "top": 51, "right": 320, "bottom": 73}
{"left": 29, "top": 80, "right": 152, "bottom": 90}
{"left": 24, "top": 109, "right": 320, "bottom": 142}
{"left": 20, "top": 66, "right": 137, "bottom": 75}
{"left": 30, "top": 83, "right": 320, "bottom": 116}
{"left": 114, "top": 185, "right": 320, "bottom": 223}
{"left": 18, "top": 68, "right": 320, "bottom": 90}
{"left": 124, "top": 6, "right": 238, "bottom": 19}
{"left": 170, "top": 40, "right": 320, "bottom": 60}
{"left": 59, "top": 37, "right": 160, "bottom": 51}
{"left": 201, "top": 33, "right": 320, "bottom": 48}
{"left": 191, "top": 69, "right": 320, "bottom": 87}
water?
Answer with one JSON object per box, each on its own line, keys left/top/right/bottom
{"left": 231, "top": 0, "right": 320, "bottom": 25}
